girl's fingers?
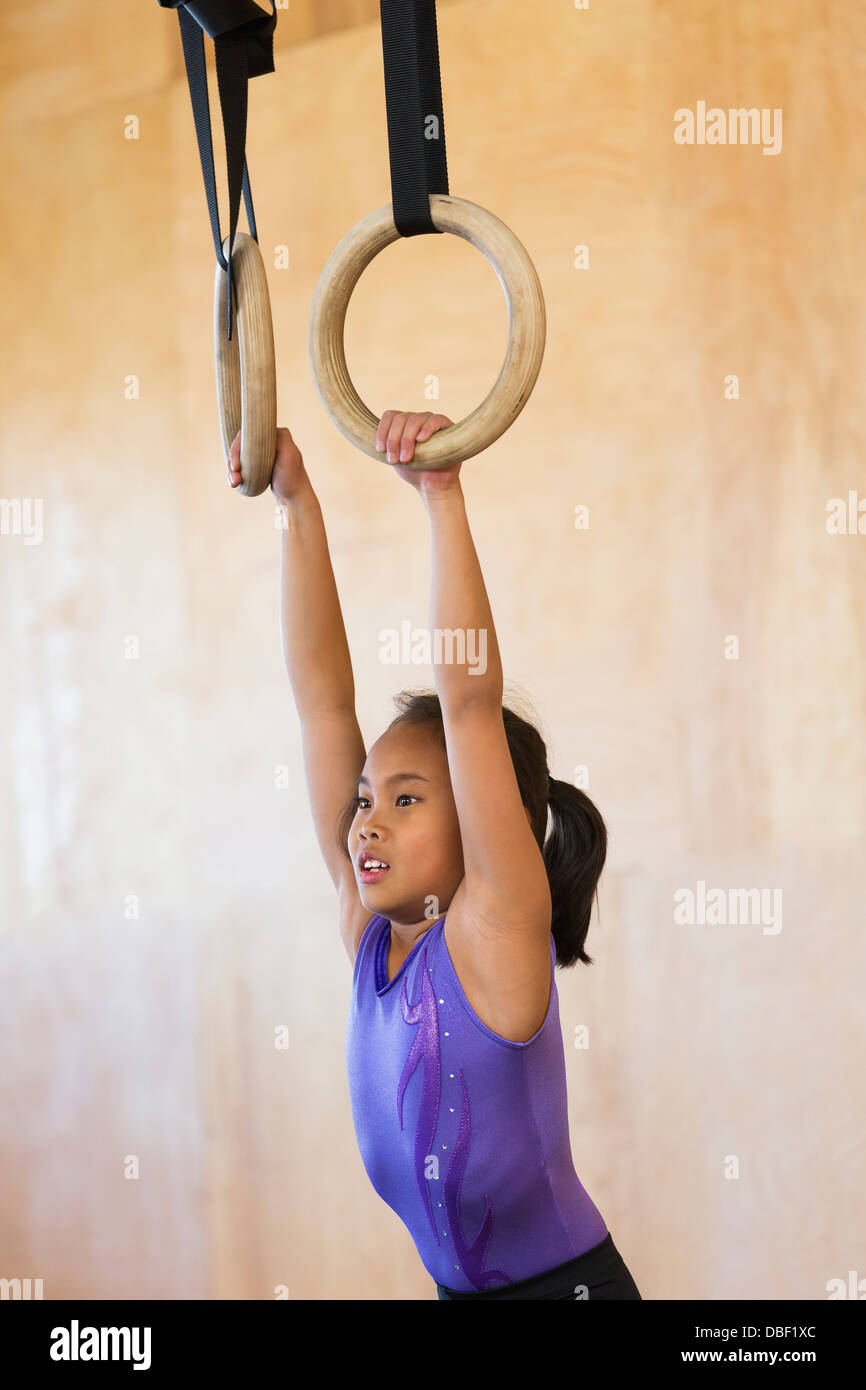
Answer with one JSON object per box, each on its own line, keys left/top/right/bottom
{"left": 226, "top": 431, "right": 241, "bottom": 485}
{"left": 416, "top": 413, "right": 452, "bottom": 442}
{"left": 375, "top": 411, "right": 396, "bottom": 453}
{"left": 399, "top": 413, "right": 435, "bottom": 461}
{"left": 375, "top": 411, "right": 453, "bottom": 461}
{"left": 385, "top": 413, "right": 409, "bottom": 462}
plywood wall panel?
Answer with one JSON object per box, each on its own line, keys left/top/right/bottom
{"left": 1, "top": 0, "right": 863, "bottom": 1301}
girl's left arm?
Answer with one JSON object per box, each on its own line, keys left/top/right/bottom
{"left": 423, "top": 482, "right": 551, "bottom": 932}
{"left": 424, "top": 482, "right": 503, "bottom": 708}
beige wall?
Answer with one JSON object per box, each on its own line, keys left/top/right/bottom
{"left": 1, "top": 0, "right": 863, "bottom": 1300}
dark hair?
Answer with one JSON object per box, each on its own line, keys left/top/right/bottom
{"left": 336, "top": 687, "right": 607, "bottom": 969}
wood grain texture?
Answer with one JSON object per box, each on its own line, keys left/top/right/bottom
{"left": 308, "top": 195, "right": 546, "bottom": 467}
{"left": 0, "top": 0, "right": 864, "bottom": 1303}
{"left": 214, "top": 233, "right": 277, "bottom": 496}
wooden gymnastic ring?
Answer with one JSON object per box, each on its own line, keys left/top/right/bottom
{"left": 214, "top": 232, "right": 277, "bottom": 497}
{"left": 308, "top": 195, "right": 546, "bottom": 470}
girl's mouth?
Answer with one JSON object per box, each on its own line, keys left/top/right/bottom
{"left": 359, "top": 861, "right": 390, "bottom": 883}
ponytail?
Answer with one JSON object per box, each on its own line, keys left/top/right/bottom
{"left": 544, "top": 775, "right": 607, "bottom": 967}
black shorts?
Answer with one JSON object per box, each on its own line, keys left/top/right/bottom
{"left": 436, "top": 1231, "right": 642, "bottom": 1301}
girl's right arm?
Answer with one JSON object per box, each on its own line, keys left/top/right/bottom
{"left": 229, "top": 428, "right": 370, "bottom": 955}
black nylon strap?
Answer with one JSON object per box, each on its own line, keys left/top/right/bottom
{"left": 379, "top": 1, "right": 449, "bottom": 236}
{"left": 158, "top": 0, "right": 277, "bottom": 339}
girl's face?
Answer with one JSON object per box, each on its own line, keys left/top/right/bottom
{"left": 349, "top": 724, "right": 465, "bottom": 926}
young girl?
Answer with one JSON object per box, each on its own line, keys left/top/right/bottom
{"left": 227, "top": 412, "right": 642, "bottom": 1301}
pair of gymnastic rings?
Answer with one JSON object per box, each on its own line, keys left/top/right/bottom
{"left": 159, "top": 0, "right": 546, "bottom": 492}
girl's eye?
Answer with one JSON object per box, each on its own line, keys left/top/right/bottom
{"left": 353, "top": 795, "right": 416, "bottom": 810}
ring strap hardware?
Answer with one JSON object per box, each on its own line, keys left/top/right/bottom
{"left": 157, "top": 0, "right": 278, "bottom": 340}
{"left": 379, "top": 1, "right": 449, "bottom": 237}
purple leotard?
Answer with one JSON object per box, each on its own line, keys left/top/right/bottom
{"left": 345, "top": 912, "right": 609, "bottom": 1292}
